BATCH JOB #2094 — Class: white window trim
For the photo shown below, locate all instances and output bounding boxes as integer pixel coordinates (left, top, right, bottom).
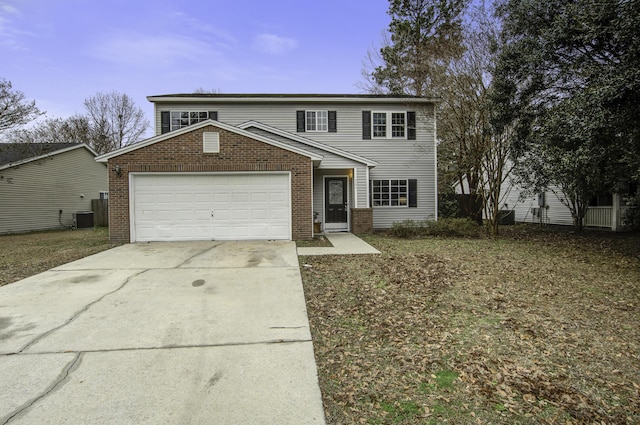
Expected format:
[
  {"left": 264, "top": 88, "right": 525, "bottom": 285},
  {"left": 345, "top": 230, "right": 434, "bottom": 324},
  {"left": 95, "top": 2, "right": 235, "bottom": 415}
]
[
  {"left": 305, "top": 110, "right": 328, "bottom": 132},
  {"left": 372, "top": 111, "right": 407, "bottom": 139},
  {"left": 371, "top": 178, "right": 409, "bottom": 208}
]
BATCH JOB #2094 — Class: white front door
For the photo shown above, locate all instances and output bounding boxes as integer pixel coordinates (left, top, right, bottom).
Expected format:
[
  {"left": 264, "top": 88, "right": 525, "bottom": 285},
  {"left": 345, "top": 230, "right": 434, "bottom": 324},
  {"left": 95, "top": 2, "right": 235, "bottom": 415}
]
[{"left": 131, "top": 173, "right": 290, "bottom": 242}]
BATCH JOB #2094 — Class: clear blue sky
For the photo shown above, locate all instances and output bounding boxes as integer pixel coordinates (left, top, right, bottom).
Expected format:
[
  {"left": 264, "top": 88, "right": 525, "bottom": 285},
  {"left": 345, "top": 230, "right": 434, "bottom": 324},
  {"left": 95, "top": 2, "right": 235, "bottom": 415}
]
[{"left": 1, "top": 0, "right": 391, "bottom": 128}]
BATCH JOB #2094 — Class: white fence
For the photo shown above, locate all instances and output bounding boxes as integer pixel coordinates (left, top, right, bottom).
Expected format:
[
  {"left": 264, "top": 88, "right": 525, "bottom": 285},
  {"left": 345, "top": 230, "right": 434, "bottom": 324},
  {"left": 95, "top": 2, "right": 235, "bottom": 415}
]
[
  {"left": 584, "top": 207, "right": 612, "bottom": 228},
  {"left": 584, "top": 206, "right": 637, "bottom": 229}
]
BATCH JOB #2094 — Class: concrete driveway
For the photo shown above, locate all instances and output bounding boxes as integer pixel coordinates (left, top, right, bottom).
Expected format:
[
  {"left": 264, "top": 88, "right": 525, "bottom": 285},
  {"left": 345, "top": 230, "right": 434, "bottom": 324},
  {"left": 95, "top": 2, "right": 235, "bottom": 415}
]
[{"left": 0, "top": 241, "right": 325, "bottom": 424}]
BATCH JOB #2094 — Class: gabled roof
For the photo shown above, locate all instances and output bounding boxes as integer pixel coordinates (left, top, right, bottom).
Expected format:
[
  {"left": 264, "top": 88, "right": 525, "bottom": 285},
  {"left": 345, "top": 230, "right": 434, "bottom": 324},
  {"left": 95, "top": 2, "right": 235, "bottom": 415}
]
[
  {"left": 0, "top": 143, "right": 99, "bottom": 171},
  {"left": 147, "top": 93, "right": 438, "bottom": 104},
  {"left": 95, "top": 119, "right": 323, "bottom": 163},
  {"left": 0, "top": 143, "right": 79, "bottom": 166},
  {"left": 238, "top": 121, "right": 378, "bottom": 167}
]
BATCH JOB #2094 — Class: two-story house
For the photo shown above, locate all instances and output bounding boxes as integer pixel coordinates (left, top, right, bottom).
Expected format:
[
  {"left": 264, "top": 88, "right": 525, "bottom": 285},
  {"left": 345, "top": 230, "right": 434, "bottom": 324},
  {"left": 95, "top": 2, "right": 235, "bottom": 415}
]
[{"left": 96, "top": 94, "right": 437, "bottom": 243}]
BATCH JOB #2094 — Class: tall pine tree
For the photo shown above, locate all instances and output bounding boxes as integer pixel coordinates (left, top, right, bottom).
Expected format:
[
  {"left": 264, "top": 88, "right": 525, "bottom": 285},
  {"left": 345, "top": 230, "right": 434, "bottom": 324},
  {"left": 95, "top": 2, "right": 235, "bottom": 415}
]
[{"left": 368, "top": 0, "right": 468, "bottom": 97}]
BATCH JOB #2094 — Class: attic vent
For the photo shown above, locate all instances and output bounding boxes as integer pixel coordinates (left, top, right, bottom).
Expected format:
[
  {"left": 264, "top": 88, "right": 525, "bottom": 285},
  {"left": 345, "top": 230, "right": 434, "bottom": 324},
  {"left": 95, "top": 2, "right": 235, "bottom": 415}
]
[{"left": 203, "top": 132, "right": 220, "bottom": 153}]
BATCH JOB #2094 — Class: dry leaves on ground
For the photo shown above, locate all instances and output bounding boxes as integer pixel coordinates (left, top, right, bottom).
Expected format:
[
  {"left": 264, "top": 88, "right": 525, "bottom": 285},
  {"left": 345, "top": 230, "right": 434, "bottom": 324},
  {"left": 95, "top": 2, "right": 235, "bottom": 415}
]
[{"left": 301, "top": 228, "right": 640, "bottom": 424}]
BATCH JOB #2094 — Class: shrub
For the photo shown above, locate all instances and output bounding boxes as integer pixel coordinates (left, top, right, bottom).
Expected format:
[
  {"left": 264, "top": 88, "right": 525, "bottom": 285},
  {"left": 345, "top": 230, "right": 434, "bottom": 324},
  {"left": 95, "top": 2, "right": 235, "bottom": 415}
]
[
  {"left": 438, "top": 193, "right": 459, "bottom": 218},
  {"left": 390, "top": 218, "right": 482, "bottom": 238},
  {"left": 390, "top": 220, "right": 421, "bottom": 238},
  {"left": 622, "top": 194, "right": 640, "bottom": 230}
]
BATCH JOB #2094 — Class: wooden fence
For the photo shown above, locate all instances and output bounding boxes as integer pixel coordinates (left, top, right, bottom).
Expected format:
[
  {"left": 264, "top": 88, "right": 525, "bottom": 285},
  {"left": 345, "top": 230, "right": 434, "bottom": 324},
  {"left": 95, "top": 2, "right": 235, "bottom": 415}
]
[{"left": 91, "top": 199, "right": 109, "bottom": 227}]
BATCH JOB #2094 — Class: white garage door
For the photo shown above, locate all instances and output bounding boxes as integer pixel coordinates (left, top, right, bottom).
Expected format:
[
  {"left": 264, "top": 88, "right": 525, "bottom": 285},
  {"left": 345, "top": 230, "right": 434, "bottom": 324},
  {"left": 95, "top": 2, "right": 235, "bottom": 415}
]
[{"left": 131, "top": 173, "right": 291, "bottom": 242}]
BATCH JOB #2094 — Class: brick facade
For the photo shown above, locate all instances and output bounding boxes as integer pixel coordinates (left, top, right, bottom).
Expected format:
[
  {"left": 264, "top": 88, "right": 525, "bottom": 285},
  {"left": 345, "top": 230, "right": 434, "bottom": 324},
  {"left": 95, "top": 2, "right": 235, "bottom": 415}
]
[
  {"left": 350, "top": 208, "right": 373, "bottom": 234},
  {"left": 107, "top": 124, "right": 313, "bottom": 243}
]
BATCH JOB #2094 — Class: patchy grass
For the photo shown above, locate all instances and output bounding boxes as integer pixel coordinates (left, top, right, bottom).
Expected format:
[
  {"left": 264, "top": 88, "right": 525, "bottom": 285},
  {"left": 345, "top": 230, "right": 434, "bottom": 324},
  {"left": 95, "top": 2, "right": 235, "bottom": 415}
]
[
  {"left": 300, "top": 226, "right": 640, "bottom": 424},
  {"left": 0, "top": 227, "right": 117, "bottom": 286}
]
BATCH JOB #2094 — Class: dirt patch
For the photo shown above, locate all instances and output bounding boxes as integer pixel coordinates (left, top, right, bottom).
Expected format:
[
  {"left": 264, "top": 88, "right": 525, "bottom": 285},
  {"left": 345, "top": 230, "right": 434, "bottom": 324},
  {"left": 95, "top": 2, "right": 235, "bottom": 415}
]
[
  {"left": 0, "top": 228, "right": 117, "bottom": 287},
  {"left": 301, "top": 227, "right": 640, "bottom": 424},
  {"left": 296, "top": 235, "right": 333, "bottom": 248}
]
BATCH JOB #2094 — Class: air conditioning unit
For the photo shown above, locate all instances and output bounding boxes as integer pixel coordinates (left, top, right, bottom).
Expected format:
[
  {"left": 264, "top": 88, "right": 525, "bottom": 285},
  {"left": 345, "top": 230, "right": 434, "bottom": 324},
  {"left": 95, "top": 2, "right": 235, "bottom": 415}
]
[{"left": 73, "top": 211, "right": 94, "bottom": 229}]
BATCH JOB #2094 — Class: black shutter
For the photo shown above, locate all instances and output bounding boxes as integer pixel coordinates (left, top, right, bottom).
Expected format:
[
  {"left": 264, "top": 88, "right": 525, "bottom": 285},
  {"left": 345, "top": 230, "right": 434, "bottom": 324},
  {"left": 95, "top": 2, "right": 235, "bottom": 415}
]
[
  {"left": 407, "top": 111, "right": 416, "bottom": 140},
  {"left": 161, "top": 111, "right": 170, "bottom": 134},
  {"left": 362, "top": 111, "right": 371, "bottom": 139},
  {"left": 209, "top": 111, "right": 218, "bottom": 121},
  {"left": 328, "top": 111, "right": 337, "bottom": 132},
  {"left": 408, "top": 179, "right": 417, "bottom": 207},
  {"left": 296, "top": 110, "right": 306, "bottom": 132}
]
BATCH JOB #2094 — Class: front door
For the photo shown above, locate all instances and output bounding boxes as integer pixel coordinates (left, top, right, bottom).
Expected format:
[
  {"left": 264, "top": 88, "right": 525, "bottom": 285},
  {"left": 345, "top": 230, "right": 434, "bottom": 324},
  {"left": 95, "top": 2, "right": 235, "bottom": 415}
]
[{"left": 325, "top": 177, "right": 348, "bottom": 230}]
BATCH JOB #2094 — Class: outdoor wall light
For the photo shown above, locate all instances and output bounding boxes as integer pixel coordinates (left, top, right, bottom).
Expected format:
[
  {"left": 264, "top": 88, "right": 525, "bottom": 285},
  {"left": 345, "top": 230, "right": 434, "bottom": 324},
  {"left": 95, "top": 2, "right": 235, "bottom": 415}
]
[{"left": 113, "top": 165, "right": 122, "bottom": 177}]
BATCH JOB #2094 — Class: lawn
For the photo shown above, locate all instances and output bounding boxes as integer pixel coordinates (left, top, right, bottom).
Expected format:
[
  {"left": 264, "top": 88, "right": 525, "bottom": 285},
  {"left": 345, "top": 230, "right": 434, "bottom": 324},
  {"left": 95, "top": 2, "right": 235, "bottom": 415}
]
[
  {"left": 0, "top": 227, "right": 116, "bottom": 287},
  {"left": 300, "top": 226, "right": 640, "bottom": 424}
]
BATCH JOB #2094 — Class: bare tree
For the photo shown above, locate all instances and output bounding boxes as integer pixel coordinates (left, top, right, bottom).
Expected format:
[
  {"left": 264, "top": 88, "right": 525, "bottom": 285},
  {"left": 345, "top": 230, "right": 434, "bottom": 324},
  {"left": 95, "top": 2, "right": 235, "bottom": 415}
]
[
  {"left": 0, "top": 78, "right": 44, "bottom": 135},
  {"left": 4, "top": 115, "right": 92, "bottom": 145},
  {"left": 83, "top": 91, "right": 149, "bottom": 153},
  {"left": 193, "top": 87, "right": 221, "bottom": 94}
]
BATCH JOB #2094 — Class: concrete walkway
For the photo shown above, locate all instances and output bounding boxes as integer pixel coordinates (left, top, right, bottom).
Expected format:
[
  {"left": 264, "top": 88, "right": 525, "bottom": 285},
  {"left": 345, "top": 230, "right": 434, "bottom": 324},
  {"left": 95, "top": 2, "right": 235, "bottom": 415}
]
[
  {"left": 0, "top": 241, "right": 325, "bottom": 424},
  {"left": 297, "top": 232, "right": 381, "bottom": 256}
]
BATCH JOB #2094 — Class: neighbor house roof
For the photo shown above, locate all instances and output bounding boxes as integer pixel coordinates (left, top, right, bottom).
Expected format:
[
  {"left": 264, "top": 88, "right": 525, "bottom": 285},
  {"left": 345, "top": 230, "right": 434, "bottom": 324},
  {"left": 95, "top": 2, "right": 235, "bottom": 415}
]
[
  {"left": 0, "top": 143, "right": 79, "bottom": 167},
  {"left": 147, "top": 93, "right": 439, "bottom": 104},
  {"left": 0, "top": 143, "right": 99, "bottom": 171}
]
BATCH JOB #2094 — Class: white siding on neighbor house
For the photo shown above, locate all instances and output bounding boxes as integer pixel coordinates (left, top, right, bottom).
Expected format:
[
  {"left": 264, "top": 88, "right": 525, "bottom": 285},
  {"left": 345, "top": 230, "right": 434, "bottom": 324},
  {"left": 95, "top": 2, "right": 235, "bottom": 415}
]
[
  {"left": 0, "top": 148, "right": 108, "bottom": 234},
  {"left": 501, "top": 182, "right": 575, "bottom": 226},
  {"left": 154, "top": 101, "right": 437, "bottom": 228}
]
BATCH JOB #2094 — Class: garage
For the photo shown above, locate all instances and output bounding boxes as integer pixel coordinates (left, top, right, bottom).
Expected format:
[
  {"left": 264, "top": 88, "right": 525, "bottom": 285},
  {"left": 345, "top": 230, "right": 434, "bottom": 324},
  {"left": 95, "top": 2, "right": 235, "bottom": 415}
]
[{"left": 131, "top": 173, "right": 291, "bottom": 242}]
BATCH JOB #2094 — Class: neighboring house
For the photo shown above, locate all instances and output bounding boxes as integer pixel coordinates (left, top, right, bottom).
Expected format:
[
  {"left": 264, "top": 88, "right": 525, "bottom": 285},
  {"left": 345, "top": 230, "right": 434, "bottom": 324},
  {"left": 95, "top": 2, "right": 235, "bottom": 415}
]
[
  {"left": 501, "top": 182, "right": 638, "bottom": 231},
  {"left": 454, "top": 174, "right": 638, "bottom": 231},
  {"left": 96, "top": 94, "right": 438, "bottom": 243},
  {"left": 0, "top": 143, "right": 108, "bottom": 234}
]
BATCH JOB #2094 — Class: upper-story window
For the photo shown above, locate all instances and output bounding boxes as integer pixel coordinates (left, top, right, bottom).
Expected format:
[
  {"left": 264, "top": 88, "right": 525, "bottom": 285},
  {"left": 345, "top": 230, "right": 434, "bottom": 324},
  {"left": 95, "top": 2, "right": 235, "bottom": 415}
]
[
  {"left": 372, "top": 112, "right": 406, "bottom": 138},
  {"left": 160, "top": 111, "right": 217, "bottom": 134},
  {"left": 171, "top": 111, "right": 209, "bottom": 131},
  {"left": 363, "top": 110, "right": 416, "bottom": 140},
  {"left": 296, "top": 110, "right": 337, "bottom": 133},
  {"left": 306, "top": 111, "right": 328, "bottom": 132}
]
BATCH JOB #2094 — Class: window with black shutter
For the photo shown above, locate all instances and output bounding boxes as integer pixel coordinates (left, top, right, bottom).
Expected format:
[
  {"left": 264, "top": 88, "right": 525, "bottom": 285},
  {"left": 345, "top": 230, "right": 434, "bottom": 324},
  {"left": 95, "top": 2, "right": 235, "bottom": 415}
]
[
  {"left": 328, "top": 111, "right": 337, "bottom": 132},
  {"left": 408, "top": 179, "right": 417, "bottom": 207},
  {"left": 160, "top": 111, "right": 170, "bottom": 134},
  {"left": 296, "top": 110, "right": 306, "bottom": 132},
  {"left": 362, "top": 111, "right": 371, "bottom": 139},
  {"left": 369, "top": 178, "right": 418, "bottom": 207},
  {"left": 407, "top": 111, "right": 416, "bottom": 140}
]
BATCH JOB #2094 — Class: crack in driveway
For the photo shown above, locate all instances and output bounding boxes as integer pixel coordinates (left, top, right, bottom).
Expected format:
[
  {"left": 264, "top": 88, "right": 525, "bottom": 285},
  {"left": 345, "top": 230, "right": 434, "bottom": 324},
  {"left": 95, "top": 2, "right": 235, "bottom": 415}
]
[
  {"left": 13, "top": 337, "right": 314, "bottom": 356},
  {"left": 1, "top": 352, "right": 82, "bottom": 425},
  {"left": 174, "top": 243, "right": 223, "bottom": 268},
  {"left": 16, "top": 270, "right": 149, "bottom": 354}
]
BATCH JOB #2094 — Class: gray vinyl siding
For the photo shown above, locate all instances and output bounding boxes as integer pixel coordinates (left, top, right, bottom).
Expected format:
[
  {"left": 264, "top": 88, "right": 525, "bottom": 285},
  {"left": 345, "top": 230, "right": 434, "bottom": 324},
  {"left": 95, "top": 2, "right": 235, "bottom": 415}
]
[
  {"left": 154, "top": 100, "right": 437, "bottom": 228},
  {"left": 0, "top": 148, "right": 108, "bottom": 234},
  {"left": 246, "top": 127, "right": 370, "bottom": 211}
]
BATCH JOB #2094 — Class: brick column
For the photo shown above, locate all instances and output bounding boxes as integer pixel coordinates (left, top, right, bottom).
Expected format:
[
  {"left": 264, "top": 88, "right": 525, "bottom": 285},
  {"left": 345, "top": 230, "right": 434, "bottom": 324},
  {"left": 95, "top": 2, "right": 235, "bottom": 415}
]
[{"left": 350, "top": 208, "right": 373, "bottom": 234}]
